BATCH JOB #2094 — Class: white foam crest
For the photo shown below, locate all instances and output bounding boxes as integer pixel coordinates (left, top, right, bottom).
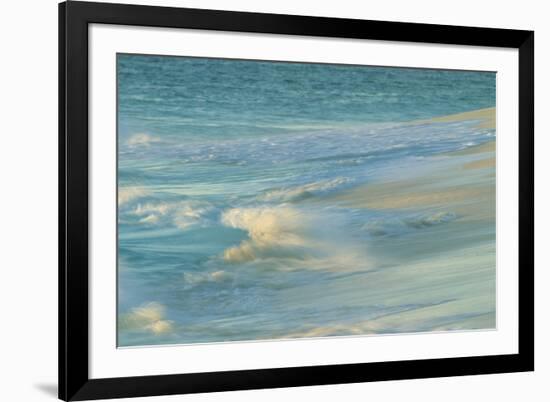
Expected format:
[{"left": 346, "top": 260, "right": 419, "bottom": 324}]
[
  {"left": 222, "top": 207, "right": 306, "bottom": 247},
  {"left": 126, "top": 133, "right": 161, "bottom": 147},
  {"left": 259, "top": 177, "right": 350, "bottom": 202},
  {"left": 119, "top": 302, "right": 174, "bottom": 335},
  {"left": 133, "top": 200, "right": 211, "bottom": 229},
  {"left": 182, "top": 270, "right": 232, "bottom": 287},
  {"left": 118, "top": 186, "right": 149, "bottom": 206},
  {"left": 221, "top": 206, "right": 309, "bottom": 263},
  {"left": 221, "top": 206, "right": 369, "bottom": 270}
]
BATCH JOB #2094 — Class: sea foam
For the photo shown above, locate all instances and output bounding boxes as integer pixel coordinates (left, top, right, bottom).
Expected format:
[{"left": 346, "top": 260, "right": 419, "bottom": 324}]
[
  {"left": 259, "top": 177, "right": 350, "bottom": 202},
  {"left": 221, "top": 206, "right": 308, "bottom": 262},
  {"left": 132, "top": 200, "right": 212, "bottom": 229},
  {"left": 118, "top": 186, "right": 149, "bottom": 206},
  {"left": 126, "top": 133, "right": 161, "bottom": 147},
  {"left": 220, "top": 206, "right": 369, "bottom": 272},
  {"left": 119, "top": 302, "right": 174, "bottom": 335}
]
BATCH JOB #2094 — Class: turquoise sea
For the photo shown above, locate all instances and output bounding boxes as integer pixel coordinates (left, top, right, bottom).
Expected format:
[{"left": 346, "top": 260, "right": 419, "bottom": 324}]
[{"left": 117, "top": 54, "right": 496, "bottom": 347}]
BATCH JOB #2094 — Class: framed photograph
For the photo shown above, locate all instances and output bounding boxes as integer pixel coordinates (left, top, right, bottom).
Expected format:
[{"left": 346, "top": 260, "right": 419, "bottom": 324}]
[{"left": 59, "top": 1, "right": 534, "bottom": 400}]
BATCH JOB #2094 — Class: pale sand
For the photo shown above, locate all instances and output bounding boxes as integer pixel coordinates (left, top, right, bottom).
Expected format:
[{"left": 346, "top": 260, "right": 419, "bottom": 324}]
[
  {"left": 417, "top": 107, "right": 496, "bottom": 130},
  {"left": 334, "top": 184, "right": 493, "bottom": 211},
  {"left": 464, "top": 157, "right": 495, "bottom": 170},
  {"left": 285, "top": 109, "right": 497, "bottom": 338},
  {"left": 329, "top": 140, "right": 495, "bottom": 211},
  {"left": 328, "top": 108, "right": 496, "bottom": 219}
]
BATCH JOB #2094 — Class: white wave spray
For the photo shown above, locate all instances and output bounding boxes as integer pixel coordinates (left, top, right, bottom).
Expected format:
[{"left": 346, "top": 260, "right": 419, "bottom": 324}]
[{"left": 221, "top": 205, "right": 369, "bottom": 271}]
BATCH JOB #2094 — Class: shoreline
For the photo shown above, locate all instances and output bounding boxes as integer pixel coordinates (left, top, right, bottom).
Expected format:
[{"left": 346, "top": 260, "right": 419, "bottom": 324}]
[
  {"left": 415, "top": 106, "right": 495, "bottom": 130},
  {"left": 288, "top": 107, "right": 498, "bottom": 337},
  {"left": 327, "top": 107, "right": 496, "bottom": 215}
]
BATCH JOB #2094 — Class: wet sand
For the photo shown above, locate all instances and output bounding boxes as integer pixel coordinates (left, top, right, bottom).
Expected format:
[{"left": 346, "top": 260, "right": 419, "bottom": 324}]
[
  {"left": 328, "top": 108, "right": 496, "bottom": 222},
  {"left": 416, "top": 107, "right": 496, "bottom": 129},
  {"left": 284, "top": 108, "right": 497, "bottom": 337}
]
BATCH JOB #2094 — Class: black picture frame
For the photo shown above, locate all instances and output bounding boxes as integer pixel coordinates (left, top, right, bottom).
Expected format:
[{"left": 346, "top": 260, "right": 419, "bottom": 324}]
[{"left": 59, "top": 1, "right": 534, "bottom": 400}]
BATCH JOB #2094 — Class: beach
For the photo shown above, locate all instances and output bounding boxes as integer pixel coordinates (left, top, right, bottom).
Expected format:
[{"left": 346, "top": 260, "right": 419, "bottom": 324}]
[
  {"left": 117, "top": 55, "right": 496, "bottom": 346},
  {"left": 328, "top": 108, "right": 495, "bottom": 219},
  {"left": 288, "top": 109, "right": 497, "bottom": 337}
]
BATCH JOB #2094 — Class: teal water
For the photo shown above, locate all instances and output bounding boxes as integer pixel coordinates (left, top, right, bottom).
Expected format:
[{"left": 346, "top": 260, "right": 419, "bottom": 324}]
[{"left": 117, "top": 54, "right": 496, "bottom": 347}]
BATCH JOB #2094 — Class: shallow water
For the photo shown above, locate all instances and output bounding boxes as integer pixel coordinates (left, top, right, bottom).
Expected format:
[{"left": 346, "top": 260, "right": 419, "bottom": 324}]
[{"left": 117, "top": 54, "right": 496, "bottom": 347}]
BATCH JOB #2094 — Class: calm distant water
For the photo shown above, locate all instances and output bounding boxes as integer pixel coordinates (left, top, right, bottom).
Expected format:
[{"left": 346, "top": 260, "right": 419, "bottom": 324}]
[{"left": 117, "top": 54, "right": 496, "bottom": 347}]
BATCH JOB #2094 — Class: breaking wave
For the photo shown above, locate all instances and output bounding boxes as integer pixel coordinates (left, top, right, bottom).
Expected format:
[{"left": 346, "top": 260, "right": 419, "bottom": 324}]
[
  {"left": 220, "top": 205, "right": 370, "bottom": 272},
  {"left": 221, "top": 206, "right": 309, "bottom": 262},
  {"left": 259, "top": 177, "right": 350, "bottom": 202},
  {"left": 118, "top": 302, "right": 174, "bottom": 335},
  {"left": 132, "top": 200, "right": 212, "bottom": 229}
]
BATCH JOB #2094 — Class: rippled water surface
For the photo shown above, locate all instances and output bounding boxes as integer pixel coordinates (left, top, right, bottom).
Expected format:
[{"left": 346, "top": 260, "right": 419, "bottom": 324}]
[{"left": 117, "top": 54, "right": 496, "bottom": 347}]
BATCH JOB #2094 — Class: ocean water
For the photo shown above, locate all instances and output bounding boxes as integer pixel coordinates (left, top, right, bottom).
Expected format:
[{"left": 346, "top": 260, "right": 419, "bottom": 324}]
[{"left": 117, "top": 54, "right": 496, "bottom": 347}]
